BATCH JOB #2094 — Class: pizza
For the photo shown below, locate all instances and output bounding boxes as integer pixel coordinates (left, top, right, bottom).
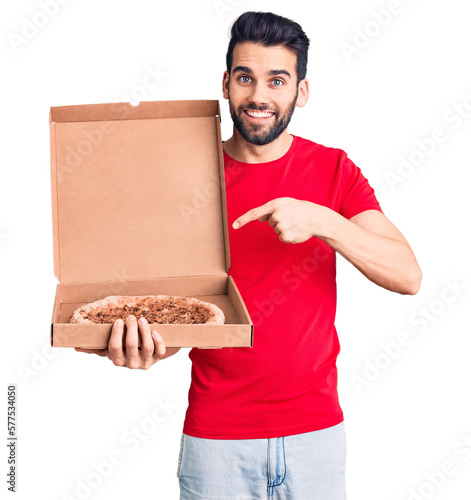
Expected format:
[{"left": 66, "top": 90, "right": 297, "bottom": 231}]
[{"left": 70, "top": 295, "right": 225, "bottom": 325}]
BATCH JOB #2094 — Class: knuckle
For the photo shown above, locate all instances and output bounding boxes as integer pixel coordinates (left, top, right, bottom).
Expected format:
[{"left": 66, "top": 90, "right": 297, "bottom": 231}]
[
  {"left": 142, "top": 344, "right": 154, "bottom": 356},
  {"left": 279, "top": 232, "right": 291, "bottom": 242},
  {"left": 108, "top": 343, "right": 121, "bottom": 355},
  {"left": 274, "top": 198, "right": 286, "bottom": 209},
  {"left": 126, "top": 338, "right": 138, "bottom": 350},
  {"left": 282, "top": 231, "right": 292, "bottom": 241},
  {"left": 249, "top": 209, "right": 259, "bottom": 220},
  {"left": 153, "top": 350, "right": 164, "bottom": 361}
]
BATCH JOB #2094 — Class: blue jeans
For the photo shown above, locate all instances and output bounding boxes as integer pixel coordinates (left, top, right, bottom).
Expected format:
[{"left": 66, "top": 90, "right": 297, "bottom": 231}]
[{"left": 177, "top": 422, "right": 347, "bottom": 500}]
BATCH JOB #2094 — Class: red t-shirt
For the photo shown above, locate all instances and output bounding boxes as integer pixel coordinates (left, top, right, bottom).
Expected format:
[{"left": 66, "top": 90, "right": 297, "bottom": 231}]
[{"left": 183, "top": 135, "right": 382, "bottom": 439}]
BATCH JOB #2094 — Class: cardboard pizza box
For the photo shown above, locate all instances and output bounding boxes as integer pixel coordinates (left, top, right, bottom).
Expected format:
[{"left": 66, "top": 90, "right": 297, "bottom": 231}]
[{"left": 50, "top": 100, "right": 253, "bottom": 349}]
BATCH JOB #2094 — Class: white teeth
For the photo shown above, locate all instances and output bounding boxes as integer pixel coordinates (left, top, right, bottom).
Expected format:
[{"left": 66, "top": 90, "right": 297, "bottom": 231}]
[{"left": 246, "top": 110, "right": 274, "bottom": 118}]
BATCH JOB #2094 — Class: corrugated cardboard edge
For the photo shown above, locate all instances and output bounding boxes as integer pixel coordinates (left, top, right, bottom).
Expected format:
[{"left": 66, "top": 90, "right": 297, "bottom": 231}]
[
  {"left": 215, "top": 113, "right": 231, "bottom": 273},
  {"left": 52, "top": 324, "right": 250, "bottom": 349},
  {"left": 50, "top": 283, "right": 61, "bottom": 346},
  {"left": 49, "top": 100, "right": 220, "bottom": 123},
  {"left": 227, "top": 276, "right": 254, "bottom": 346},
  {"left": 49, "top": 116, "right": 61, "bottom": 281}
]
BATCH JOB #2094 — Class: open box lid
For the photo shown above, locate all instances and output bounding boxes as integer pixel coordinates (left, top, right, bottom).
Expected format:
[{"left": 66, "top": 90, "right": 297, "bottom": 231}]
[{"left": 50, "top": 100, "right": 230, "bottom": 284}]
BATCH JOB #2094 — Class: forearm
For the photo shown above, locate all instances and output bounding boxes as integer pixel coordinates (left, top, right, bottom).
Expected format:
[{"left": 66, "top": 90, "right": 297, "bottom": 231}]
[
  {"left": 320, "top": 211, "right": 422, "bottom": 295},
  {"left": 233, "top": 197, "right": 422, "bottom": 294}
]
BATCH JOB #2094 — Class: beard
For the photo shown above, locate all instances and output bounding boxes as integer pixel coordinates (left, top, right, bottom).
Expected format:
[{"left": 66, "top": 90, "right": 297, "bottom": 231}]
[{"left": 228, "top": 90, "right": 298, "bottom": 146}]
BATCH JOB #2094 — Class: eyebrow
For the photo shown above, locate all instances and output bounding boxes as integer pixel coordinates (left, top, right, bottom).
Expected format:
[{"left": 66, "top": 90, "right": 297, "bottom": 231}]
[
  {"left": 232, "top": 66, "right": 292, "bottom": 79},
  {"left": 268, "top": 69, "right": 291, "bottom": 78}
]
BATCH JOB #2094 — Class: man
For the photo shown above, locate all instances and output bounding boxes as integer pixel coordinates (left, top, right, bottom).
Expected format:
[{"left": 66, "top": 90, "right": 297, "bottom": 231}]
[{"left": 77, "top": 11, "right": 422, "bottom": 499}]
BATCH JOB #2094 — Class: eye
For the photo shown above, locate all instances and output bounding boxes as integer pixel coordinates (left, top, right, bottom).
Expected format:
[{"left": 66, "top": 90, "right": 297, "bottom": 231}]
[
  {"left": 238, "top": 75, "right": 251, "bottom": 83},
  {"left": 272, "top": 78, "right": 284, "bottom": 87}
]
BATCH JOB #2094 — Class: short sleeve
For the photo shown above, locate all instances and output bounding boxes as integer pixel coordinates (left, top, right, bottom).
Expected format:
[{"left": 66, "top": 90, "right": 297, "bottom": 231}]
[{"left": 337, "top": 151, "right": 382, "bottom": 219}]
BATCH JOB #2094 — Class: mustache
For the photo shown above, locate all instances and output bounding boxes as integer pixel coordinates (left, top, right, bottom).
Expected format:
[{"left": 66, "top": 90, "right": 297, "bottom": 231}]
[{"left": 238, "top": 104, "right": 277, "bottom": 114}]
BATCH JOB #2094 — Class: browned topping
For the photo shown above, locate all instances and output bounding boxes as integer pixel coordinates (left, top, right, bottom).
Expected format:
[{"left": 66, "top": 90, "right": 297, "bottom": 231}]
[{"left": 84, "top": 297, "right": 212, "bottom": 324}]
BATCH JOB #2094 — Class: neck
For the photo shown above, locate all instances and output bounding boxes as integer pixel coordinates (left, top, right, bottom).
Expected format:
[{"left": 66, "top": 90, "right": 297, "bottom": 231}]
[{"left": 223, "top": 128, "right": 293, "bottom": 163}]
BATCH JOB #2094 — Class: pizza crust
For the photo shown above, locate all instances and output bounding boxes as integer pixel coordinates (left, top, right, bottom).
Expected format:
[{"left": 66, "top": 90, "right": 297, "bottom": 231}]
[{"left": 70, "top": 295, "right": 225, "bottom": 325}]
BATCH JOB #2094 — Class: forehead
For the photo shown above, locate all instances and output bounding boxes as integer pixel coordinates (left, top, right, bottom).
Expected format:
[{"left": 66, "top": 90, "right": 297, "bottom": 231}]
[{"left": 231, "top": 42, "right": 297, "bottom": 75}]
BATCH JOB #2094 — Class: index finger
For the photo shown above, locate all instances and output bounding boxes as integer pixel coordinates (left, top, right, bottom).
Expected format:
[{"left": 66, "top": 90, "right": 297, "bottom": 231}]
[{"left": 233, "top": 201, "right": 276, "bottom": 229}]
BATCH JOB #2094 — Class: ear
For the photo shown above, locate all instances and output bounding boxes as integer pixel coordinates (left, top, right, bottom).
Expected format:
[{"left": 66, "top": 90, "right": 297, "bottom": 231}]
[
  {"left": 222, "top": 71, "right": 230, "bottom": 100},
  {"left": 296, "top": 78, "right": 309, "bottom": 108}
]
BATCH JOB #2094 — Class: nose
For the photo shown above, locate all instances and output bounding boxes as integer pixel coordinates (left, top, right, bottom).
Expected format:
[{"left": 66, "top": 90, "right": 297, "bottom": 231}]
[{"left": 248, "top": 82, "right": 269, "bottom": 106}]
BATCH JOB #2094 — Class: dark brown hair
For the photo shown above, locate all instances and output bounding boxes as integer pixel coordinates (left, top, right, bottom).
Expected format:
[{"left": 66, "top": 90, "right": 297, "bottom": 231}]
[{"left": 226, "top": 11, "right": 310, "bottom": 84}]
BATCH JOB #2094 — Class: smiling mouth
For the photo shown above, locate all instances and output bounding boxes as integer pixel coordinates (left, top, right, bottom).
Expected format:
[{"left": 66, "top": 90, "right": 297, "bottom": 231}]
[{"left": 243, "top": 109, "right": 275, "bottom": 121}]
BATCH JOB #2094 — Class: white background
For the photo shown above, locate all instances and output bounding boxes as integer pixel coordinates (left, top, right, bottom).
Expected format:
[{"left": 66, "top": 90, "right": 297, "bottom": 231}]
[{"left": 2, "top": 0, "right": 471, "bottom": 499}]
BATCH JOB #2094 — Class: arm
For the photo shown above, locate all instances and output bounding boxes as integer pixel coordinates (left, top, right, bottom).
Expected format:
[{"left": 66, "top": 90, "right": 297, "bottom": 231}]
[
  {"left": 233, "top": 197, "right": 422, "bottom": 295},
  {"left": 323, "top": 209, "right": 422, "bottom": 295},
  {"left": 75, "top": 315, "right": 181, "bottom": 369}
]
